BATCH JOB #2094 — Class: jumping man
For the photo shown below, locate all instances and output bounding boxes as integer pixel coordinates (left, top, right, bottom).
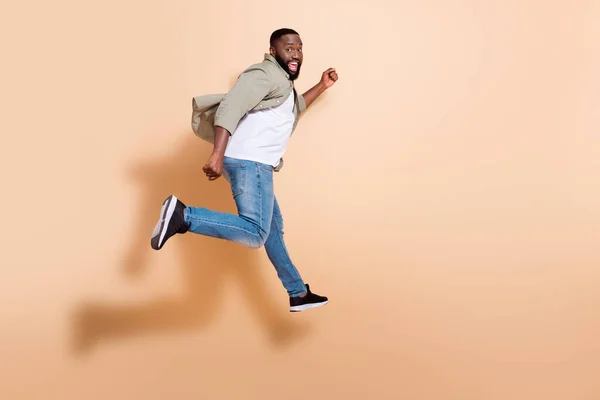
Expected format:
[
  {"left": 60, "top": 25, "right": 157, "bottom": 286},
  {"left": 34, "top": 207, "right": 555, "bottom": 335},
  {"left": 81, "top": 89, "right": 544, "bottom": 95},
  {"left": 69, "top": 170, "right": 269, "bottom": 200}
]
[{"left": 151, "top": 28, "right": 338, "bottom": 312}]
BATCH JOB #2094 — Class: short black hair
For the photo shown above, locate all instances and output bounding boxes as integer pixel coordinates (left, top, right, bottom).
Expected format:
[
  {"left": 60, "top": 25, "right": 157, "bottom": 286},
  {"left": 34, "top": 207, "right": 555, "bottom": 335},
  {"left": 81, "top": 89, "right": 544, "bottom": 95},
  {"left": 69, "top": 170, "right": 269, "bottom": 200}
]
[{"left": 270, "top": 28, "right": 299, "bottom": 47}]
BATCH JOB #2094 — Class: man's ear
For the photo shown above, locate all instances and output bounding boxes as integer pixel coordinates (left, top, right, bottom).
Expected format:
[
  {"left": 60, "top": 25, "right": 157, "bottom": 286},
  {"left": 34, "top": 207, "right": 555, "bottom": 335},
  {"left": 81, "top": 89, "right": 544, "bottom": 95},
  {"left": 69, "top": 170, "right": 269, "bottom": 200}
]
[{"left": 269, "top": 47, "right": 275, "bottom": 57}]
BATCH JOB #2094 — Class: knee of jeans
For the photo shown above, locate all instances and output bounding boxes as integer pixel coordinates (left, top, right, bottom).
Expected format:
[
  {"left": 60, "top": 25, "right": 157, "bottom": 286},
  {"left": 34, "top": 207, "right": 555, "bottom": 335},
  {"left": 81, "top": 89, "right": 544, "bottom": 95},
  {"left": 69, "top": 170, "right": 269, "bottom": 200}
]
[
  {"left": 248, "top": 236, "right": 265, "bottom": 249},
  {"left": 249, "top": 227, "right": 271, "bottom": 249}
]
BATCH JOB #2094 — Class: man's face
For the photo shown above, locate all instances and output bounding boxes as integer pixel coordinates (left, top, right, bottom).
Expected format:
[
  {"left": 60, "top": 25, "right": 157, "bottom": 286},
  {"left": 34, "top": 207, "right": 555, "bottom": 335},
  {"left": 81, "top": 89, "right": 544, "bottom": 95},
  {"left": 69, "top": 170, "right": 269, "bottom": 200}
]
[{"left": 270, "top": 34, "right": 303, "bottom": 80}]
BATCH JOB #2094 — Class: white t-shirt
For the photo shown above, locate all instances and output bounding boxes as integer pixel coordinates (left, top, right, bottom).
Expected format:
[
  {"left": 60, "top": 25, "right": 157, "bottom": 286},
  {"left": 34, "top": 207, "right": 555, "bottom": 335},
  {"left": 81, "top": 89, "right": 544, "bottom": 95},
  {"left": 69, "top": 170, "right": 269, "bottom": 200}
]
[{"left": 224, "top": 91, "right": 295, "bottom": 167}]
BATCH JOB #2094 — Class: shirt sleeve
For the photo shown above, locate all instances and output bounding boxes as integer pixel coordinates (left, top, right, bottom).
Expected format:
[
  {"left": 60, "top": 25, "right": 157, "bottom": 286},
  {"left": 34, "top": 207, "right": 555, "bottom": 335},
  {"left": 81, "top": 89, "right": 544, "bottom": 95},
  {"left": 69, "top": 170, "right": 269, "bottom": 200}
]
[
  {"left": 297, "top": 92, "right": 307, "bottom": 114},
  {"left": 214, "top": 68, "right": 273, "bottom": 135}
]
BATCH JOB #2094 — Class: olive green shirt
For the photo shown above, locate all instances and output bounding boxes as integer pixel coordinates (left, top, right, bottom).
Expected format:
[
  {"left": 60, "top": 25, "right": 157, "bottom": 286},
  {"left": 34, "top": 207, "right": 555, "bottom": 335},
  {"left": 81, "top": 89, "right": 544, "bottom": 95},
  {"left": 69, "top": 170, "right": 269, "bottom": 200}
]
[{"left": 191, "top": 54, "right": 307, "bottom": 171}]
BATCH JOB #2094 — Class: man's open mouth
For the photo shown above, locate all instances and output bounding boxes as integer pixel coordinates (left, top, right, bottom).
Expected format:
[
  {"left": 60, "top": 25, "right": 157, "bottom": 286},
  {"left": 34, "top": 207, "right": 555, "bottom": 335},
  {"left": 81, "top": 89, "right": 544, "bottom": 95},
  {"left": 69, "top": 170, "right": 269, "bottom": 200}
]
[{"left": 288, "top": 62, "right": 299, "bottom": 73}]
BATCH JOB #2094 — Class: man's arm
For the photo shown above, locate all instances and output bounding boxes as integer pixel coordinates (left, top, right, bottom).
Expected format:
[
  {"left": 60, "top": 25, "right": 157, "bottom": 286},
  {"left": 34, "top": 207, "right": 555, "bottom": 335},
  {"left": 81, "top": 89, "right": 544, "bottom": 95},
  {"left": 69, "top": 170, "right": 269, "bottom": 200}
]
[
  {"left": 302, "top": 68, "right": 339, "bottom": 109},
  {"left": 203, "top": 67, "right": 273, "bottom": 180},
  {"left": 202, "top": 126, "right": 230, "bottom": 181},
  {"left": 214, "top": 68, "right": 273, "bottom": 134}
]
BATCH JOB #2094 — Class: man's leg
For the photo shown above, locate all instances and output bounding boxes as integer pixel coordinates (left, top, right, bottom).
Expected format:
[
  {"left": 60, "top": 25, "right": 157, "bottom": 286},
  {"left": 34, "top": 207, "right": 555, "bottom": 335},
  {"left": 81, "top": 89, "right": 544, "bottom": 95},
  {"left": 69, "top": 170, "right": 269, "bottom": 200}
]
[
  {"left": 151, "top": 157, "right": 275, "bottom": 250},
  {"left": 264, "top": 197, "right": 329, "bottom": 312},
  {"left": 264, "top": 197, "right": 306, "bottom": 297}
]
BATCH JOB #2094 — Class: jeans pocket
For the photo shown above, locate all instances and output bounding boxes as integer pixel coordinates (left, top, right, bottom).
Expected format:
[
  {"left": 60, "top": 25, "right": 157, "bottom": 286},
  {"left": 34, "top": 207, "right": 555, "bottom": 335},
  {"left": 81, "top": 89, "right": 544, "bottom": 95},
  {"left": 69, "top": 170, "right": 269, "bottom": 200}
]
[{"left": 224, "top": 163, "right": 246, "bottom": 197}]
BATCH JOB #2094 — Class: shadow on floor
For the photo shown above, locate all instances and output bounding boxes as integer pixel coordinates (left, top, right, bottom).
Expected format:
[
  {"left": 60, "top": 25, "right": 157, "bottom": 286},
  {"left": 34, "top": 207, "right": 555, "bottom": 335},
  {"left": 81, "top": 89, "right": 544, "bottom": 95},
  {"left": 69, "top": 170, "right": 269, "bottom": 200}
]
[{"left": 70, "top": 132, "right": 312, "bottom": 356}]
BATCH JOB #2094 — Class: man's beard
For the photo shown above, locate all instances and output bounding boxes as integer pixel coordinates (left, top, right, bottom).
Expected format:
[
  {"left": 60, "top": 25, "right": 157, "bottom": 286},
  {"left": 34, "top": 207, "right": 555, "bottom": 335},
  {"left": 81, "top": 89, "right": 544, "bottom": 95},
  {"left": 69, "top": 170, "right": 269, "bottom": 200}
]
[{"left": 275, "top": 54, "right": 301, "bottom": 80}]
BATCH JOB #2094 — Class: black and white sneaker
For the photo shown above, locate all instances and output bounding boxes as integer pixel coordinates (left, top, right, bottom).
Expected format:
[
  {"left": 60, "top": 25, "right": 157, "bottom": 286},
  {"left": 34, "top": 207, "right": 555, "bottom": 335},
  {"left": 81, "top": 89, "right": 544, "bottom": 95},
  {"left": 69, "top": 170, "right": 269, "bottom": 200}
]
[
  {"left": 150, "top": 195, "right": 188, "bottom": 250},
  {"left": 290, "top": 284, "right": 328, "bottom": 312}
]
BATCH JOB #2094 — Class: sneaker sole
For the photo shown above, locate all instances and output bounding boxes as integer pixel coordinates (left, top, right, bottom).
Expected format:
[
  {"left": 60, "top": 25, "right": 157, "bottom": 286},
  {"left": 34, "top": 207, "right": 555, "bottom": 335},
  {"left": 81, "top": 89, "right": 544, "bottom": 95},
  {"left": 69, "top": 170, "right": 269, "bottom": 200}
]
[
  {"left": 151, "top": 195, "right": 178, "bottom": 250},
  {"left": 290, "top": 300, "right": 328, "bottom": 312}
]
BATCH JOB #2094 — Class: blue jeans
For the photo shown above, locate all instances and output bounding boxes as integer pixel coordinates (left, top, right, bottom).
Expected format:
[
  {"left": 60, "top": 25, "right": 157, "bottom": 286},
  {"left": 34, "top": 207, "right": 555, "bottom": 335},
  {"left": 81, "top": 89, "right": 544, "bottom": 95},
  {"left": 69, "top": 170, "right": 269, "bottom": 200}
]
[{"left": 183, "top": 156, "right": 307, "bottom": 297}]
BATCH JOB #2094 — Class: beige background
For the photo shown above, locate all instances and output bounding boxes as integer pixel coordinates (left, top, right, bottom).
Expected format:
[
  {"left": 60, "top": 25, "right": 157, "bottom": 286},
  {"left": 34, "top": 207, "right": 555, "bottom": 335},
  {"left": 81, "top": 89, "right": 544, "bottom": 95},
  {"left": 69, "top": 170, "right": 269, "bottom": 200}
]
[{"left": 1, "top": 1, "right": 599, "bottom": 399}]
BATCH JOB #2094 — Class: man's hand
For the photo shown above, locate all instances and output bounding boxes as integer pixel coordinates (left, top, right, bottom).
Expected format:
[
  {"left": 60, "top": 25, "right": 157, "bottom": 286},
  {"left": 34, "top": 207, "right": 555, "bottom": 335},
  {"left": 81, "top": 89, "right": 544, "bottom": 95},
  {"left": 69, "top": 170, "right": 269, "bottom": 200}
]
[
  {"left": 302, "top": 67, "right": 339, "bottom": 109},
  {"left": 320, "top": 68, "right": 339, "bottom": 89},
  {"left": 202, "top": 153, "right": 223, "bottom": 180},
  {"left": 202, "top": 126, "right": 231, "bottom": 181}
]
